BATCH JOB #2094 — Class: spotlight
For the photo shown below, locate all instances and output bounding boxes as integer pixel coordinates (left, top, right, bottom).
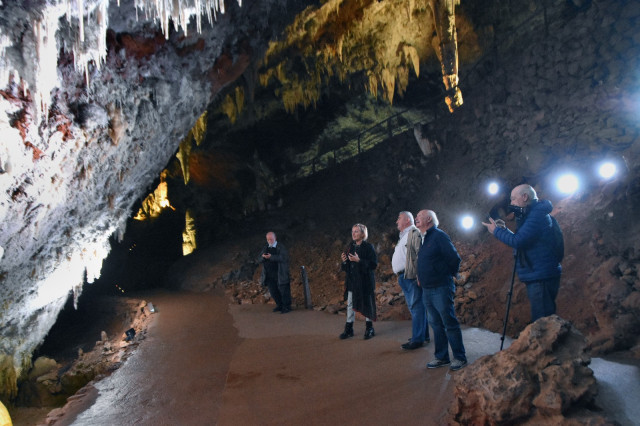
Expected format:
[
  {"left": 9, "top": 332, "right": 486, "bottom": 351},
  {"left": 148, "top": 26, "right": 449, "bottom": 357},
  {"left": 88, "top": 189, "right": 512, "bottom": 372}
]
[
  {"left": 461, "top": 215, "right": 474, "bottom": 230},
  {"left": 487, "top": 182, "right": 499, "bottom": 195},
  {"left": 598, "top": 161, "right": 617, "bottom": 179},
  {"left": 556, "top": 173, "right": 579, "bottom": 195}
]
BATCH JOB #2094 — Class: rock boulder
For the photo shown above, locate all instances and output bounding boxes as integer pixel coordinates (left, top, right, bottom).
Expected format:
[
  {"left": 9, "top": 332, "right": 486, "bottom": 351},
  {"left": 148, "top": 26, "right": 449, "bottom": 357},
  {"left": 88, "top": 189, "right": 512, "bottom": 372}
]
[{"left": 447, "top": 315, "right": 614, "bottom": 425}]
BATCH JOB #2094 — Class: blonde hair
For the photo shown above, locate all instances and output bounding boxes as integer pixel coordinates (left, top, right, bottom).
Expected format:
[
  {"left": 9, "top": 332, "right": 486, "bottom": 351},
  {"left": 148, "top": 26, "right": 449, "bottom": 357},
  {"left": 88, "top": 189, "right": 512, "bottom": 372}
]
[{"left": 352, "top": 223, "right": 368, "bottom": 240}]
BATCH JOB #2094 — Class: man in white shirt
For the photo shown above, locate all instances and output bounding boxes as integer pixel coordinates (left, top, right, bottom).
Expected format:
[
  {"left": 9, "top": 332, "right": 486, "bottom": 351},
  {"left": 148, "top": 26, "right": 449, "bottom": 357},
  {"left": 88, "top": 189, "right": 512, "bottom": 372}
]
[{"left": 391, "top": 211, "right": 430, "bottom": 350}]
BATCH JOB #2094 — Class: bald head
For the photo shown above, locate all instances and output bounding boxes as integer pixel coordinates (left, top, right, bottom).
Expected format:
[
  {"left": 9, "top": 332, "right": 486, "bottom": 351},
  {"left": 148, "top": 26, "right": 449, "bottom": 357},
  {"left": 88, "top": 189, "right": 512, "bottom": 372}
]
[{"left": 510, "top": 184, "right": 538, "bottom": 207}]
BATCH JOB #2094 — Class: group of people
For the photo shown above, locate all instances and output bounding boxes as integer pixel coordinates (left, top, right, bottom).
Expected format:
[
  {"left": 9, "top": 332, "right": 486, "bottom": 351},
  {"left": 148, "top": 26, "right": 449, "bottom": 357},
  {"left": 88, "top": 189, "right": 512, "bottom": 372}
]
[
  {"left": 257, "top": 183, "right": 562, "bottom": 372},
  {"left": 388, "top": 210, "right": 468, "bottom": 370}
]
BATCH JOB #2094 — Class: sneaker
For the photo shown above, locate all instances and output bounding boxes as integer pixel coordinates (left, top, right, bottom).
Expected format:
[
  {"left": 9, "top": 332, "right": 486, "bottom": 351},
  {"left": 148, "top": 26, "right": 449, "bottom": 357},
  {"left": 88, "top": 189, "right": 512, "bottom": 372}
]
[
  {"left": 449, "top": 359, "right": 468, "bottom": 371},
  {"left": 426, "top": 358, "right": 450, "bottom": 369}
]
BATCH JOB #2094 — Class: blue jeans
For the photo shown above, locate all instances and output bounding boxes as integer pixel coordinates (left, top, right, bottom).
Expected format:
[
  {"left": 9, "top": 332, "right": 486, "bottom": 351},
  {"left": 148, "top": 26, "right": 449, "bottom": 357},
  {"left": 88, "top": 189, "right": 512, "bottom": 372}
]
[
  {"left": 525, "top": 276, "right": 560, "bottom": 322},
  {"left": 422, "top": 279, "right": 466, "bottom": 362},
  {"left": 398, "top": 273, "right": 429, "bottom": 343}
]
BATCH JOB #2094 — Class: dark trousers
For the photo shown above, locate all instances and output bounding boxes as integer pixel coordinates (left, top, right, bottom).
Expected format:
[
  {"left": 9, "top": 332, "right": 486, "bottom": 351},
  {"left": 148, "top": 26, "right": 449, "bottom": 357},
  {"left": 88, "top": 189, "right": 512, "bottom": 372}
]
[
  {"left": 266, "top": 278, "right": 291, "bottom": 309},
  {"left": 422, "top": 280, "right": 466, "bottom": 363},
  {"left": 525, "top": 276, "right": 560, "bottom": 322}
]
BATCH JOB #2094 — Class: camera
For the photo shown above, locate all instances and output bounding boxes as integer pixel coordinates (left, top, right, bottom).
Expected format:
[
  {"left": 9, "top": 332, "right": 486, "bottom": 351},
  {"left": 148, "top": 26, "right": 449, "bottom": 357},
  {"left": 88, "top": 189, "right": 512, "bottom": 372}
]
[{"left": 508, "top": 204, "right": 527, "bottom": 219}]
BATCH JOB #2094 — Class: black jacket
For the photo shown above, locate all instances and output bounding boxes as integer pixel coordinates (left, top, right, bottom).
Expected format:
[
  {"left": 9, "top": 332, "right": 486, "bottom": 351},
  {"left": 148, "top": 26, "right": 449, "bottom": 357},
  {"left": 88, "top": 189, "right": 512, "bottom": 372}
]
[
  {"left": 258, "top": 243, "right": 290, "bottom": 285},
  {"left": 342, "top": 240, "right": 378, "bottom": 320}
]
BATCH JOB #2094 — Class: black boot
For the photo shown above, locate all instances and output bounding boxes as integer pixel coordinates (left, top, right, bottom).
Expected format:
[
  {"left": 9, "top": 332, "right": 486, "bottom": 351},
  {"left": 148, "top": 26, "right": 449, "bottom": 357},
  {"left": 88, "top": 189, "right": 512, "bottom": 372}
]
[
  {"left": 364, "top": 321, "right": 375, "bottom": 340},
  {"left": 339, "top": 322, "right": 354, "bottom": 339}
]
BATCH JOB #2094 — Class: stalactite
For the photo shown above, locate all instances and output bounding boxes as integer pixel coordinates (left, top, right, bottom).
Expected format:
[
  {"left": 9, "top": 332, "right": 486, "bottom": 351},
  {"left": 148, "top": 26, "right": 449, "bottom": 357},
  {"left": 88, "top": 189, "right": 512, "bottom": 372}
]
[
  {"left": 133, "top": 170, "right": 176, "bottom": 221},
  {"left": 257, "top": 0, "right": 457, "bottom": 112},
  {"left": 191, "top": 111, "right": 208, "bottom": 146},
  {"left": 176, "top": 136, "right": 192, "bottom": 185},
  {"left": 429, "top": 0, "right": 462, "bottom": 112},
  {"left": 182, "top": 209, "right": 197, "bottom": 256},
  {"left": 1, "top": 0, "right": 241, "bottom": 125}
]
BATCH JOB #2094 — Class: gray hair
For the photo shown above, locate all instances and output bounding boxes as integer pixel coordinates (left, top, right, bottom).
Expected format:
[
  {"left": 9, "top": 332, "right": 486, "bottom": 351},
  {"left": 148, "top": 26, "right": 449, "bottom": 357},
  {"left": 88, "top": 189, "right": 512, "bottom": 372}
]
[
  {"left": 427, "top": 210, "right": 439, "bottom": 227},
  {"left": 399, "top": 211, "right": 415, "bottom": 225},
  {"left": 524, "top": 185, "right": 538, "bottom": 202}
]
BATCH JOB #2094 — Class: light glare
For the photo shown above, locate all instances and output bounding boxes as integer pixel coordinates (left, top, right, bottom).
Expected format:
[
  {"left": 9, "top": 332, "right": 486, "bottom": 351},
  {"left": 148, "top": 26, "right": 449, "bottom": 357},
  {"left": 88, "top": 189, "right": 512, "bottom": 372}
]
[
  {"left": 556, "top": 174, "right": 579, "bottom": 194},
  {"left": 598, "top": 162, "right": 617, "bottom": 179},
  {"left": 487, "top": 182, "right": 499, "bottom": 195},
  {"left": 461, "top": 216, "right": 474, "bottom": 230}
]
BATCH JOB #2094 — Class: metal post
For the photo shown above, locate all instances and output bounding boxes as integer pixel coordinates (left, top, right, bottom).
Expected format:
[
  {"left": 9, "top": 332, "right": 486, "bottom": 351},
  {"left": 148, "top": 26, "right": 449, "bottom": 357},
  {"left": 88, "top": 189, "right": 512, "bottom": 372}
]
[{"left": 300, "top": 266, "right": 312, "bottom": 309}]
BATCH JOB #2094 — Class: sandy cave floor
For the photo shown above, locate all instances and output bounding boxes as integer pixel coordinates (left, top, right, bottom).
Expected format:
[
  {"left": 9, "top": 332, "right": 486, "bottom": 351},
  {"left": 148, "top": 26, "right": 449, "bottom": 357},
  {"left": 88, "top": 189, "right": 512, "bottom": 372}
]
[{"left": 8, "top": 287, "right": 640, "bottom": 426}]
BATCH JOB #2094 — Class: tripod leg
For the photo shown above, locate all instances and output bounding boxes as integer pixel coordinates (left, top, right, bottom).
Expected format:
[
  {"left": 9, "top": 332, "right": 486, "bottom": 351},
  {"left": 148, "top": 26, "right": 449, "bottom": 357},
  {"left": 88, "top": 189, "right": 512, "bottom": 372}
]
[{"left": 500, "top": 252, "right": 518, "bottom": 351}]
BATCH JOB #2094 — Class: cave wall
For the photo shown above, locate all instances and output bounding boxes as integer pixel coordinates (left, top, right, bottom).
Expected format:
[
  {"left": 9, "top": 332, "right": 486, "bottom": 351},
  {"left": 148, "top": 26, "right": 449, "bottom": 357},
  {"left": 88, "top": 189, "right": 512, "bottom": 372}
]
[{"left": 0, "top": 0, "right": 310, "bottom": 401}]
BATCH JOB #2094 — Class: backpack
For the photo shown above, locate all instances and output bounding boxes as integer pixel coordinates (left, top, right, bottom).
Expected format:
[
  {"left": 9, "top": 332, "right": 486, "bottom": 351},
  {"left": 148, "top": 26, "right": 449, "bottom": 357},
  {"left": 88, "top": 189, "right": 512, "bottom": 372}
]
[{"left": 550, "top": 215, "right": 564, "bottom": 263}]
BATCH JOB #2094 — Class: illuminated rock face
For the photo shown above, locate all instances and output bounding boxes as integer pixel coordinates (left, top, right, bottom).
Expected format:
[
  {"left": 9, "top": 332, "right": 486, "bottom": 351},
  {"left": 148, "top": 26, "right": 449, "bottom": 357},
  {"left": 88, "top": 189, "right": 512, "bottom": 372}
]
[{"left": 0, "top": 0, "right": 305, "bottom": 399}]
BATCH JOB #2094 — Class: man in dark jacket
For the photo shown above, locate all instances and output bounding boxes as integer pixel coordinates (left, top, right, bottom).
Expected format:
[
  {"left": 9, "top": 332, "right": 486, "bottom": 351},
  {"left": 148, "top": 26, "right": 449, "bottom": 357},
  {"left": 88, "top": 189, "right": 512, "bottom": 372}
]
[
  {"left": 482, "top": 184, "right": 561, "bottom": 322},
  {"left": 416, "top": 210, "right": 467, "bottom": 371},
  {"left": 259, "top": 232, "right": 292, "bottom": 313}
]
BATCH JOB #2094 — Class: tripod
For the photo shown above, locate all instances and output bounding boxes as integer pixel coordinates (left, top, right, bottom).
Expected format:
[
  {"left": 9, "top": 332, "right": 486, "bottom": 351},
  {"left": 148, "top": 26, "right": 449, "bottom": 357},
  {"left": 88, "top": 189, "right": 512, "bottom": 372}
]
[{"left": 500, "top": 250, "right": 518, "bottom": 351}]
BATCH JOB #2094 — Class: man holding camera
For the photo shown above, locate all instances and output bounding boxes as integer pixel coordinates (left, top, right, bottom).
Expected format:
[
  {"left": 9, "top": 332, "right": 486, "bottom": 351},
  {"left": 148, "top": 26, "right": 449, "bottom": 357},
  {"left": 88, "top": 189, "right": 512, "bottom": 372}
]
[{"left": 482, "top": 184, "right": 561, "bottom": 322}]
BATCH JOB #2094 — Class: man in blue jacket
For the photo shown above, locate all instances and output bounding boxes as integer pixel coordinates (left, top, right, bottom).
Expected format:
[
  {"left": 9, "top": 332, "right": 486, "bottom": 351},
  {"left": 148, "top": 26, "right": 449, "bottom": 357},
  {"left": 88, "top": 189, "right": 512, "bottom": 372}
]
[
  {"left": 416, "top": 209, "right": 467, "bottom": 371},
  {"left": 482, "top": 184, "right": 561, "bottom": 322}
]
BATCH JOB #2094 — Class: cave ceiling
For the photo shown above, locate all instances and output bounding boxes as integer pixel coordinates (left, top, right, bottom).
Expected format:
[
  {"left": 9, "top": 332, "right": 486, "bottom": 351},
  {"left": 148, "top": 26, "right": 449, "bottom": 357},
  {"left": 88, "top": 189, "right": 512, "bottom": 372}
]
[{"left": 206, "top": 0, "right": 484, "bottom": 168}]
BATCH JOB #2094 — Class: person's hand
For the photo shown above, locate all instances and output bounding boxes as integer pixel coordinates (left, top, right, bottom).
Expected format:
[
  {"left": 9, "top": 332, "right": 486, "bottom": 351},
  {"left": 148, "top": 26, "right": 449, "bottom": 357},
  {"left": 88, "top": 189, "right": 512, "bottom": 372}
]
[
  {"left": 348, "top": 252, "right": 360, "bottom": 262},
  {"left": 262, "top": 253, "right": 271, "bottom": 259},
  {"left": 481, "top": 218, "right": 497, "bottom": 233},
  {"left": 494, "top": 219, "right": 506, "bottom": 228},
  {"left": 341, "top": 252, "right": 347, "bottom": 262}
]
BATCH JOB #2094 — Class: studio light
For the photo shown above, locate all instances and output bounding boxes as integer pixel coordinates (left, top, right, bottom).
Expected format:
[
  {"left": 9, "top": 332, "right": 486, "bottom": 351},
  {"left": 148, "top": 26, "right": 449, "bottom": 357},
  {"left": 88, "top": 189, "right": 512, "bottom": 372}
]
[
  {"left": 461, "top": 215, "right": 474, "bottom": 230},
  {"left": 487, "top": 182, "right": 499, "bottom": 195},
  {"left": 556, "top": 173, "right": 580, "bottom": 195},
  {"left": 598, "top": 161, "right": 617, "bottom": 179}
]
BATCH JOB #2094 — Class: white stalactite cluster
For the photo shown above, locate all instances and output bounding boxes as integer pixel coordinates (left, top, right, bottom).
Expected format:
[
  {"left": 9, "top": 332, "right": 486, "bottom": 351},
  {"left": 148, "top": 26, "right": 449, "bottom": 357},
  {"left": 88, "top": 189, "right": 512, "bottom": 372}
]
[{"left": 0, "top": 0, "right": 239, "bottom": 122}]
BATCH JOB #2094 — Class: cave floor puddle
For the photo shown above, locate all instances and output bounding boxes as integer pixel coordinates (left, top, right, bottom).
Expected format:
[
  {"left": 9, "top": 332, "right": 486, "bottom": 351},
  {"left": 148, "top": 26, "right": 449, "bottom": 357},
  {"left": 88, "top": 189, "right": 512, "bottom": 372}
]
[{"left": 27, "top": 289, "right": 639, "bottom": 426}]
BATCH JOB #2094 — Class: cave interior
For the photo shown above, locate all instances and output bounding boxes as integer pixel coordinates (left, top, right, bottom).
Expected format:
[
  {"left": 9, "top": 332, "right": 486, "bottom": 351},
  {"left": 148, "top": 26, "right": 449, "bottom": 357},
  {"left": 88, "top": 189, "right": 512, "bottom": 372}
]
[{"left": 0, "top": 0, "right": 639, "bottom": 420}]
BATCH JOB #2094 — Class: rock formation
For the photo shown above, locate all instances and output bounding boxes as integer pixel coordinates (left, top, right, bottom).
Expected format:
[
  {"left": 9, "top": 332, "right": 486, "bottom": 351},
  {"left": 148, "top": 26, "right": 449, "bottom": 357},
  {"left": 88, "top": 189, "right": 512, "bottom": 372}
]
[{"left": 447, "top": 315, "right": 611, "bottom": 425}]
